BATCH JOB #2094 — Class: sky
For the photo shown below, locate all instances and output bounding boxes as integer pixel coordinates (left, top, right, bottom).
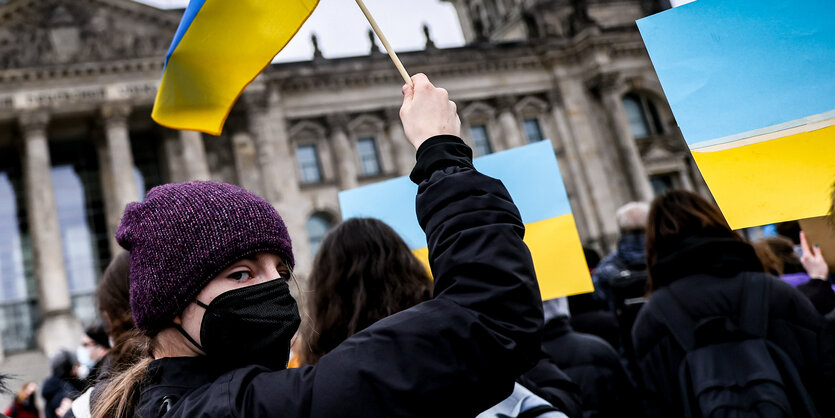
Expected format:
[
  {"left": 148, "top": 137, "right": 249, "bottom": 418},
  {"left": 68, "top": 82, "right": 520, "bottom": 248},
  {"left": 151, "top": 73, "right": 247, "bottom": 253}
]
[
  {"left": 135, "top": 0, "right": 696, "bottom": 62},
  {"left": 134, "top": 0, "right": 467, "bottom": 62}
]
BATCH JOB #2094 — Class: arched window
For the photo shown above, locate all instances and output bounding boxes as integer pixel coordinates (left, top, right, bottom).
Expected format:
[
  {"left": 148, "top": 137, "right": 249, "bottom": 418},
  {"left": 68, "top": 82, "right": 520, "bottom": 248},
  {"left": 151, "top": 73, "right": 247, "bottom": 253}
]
[
  {"left": 307, "top": 213, "right": 334, "bottom": 256},
  {"left": 622, "top": 93, "right": 664, "bottom": 139}
]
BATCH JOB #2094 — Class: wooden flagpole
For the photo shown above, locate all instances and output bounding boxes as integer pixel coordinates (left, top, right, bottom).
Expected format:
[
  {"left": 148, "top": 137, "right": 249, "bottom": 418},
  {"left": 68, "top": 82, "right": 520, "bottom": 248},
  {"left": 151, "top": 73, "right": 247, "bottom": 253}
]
[{"left": 354, "top": 0, "right": 414, "bottom": 87}]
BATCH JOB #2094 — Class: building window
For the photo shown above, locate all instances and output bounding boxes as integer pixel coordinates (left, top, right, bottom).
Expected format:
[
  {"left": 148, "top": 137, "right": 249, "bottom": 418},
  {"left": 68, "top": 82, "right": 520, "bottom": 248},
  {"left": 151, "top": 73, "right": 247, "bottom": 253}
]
[
  {"left": 357, "top": 137, "right": 382, "bottom": 176},
  {"left": 297, "top": 144, "right": 323, "bottom": 184},
  {"left": 470, "top": 124, "right": 493, "bottom": 156},
  {"left": 523, "top": 118, "right": 544, "bottom": 143},
  {"left": 306, "top": 213, "right": 334, "bottom": 256},
  {"left": 0, "top": 148, "right": 37, "bottom": 352},
  {"left": 650, "top": 173, "right": 675, "bottom": 196},
  {"left": 131, "top": 132, "right": 165, "bottom": 200},
  {"left": 50, "top": 140, "right": 110, "bottom": 327},
  {"left": 623, "top": 93, "right": 664, "bottom": 139}
]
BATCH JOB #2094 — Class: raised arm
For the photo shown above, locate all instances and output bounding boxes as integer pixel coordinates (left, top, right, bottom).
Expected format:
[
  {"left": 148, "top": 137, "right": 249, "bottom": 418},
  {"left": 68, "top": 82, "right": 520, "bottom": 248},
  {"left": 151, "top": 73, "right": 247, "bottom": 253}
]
[{"left": 237, "top": 74, "right": 542, "bottom": 417}]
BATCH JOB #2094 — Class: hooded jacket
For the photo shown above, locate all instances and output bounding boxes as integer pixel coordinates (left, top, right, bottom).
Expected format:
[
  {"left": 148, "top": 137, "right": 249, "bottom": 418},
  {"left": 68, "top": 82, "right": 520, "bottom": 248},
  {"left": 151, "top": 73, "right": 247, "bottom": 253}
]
[
  {"left": 134, "top": 135, "right": 544, "bottom": 417},
  {"left": 632, "top": 237, "right": 835, "bottom": 417}
]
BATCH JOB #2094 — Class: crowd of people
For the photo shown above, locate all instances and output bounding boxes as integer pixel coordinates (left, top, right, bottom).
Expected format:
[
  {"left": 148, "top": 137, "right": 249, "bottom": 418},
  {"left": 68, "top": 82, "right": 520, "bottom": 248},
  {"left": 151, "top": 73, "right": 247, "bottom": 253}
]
[{"left": 2, "top": 74, "right": 834, "bottom": 417}]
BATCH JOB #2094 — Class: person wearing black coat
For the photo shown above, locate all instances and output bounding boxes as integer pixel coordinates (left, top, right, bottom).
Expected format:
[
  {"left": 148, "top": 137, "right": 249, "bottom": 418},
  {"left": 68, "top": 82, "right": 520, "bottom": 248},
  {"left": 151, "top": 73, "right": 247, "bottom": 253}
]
[
  {"left": 632, "top": 190, "right": 835, "bottom": 417},
  {"left": 42, "top": 350, "right": 84, "bottom": 418},
  {"left": 94, "top": 74, "right": 544, "bottom": 418},
  {"left": 540, "top": 298, "right": 640, "bottom": 418}
]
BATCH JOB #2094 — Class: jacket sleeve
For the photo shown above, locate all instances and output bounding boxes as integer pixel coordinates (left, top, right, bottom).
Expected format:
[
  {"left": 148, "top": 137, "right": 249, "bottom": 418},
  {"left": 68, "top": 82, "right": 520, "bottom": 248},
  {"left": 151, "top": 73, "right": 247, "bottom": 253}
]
[{"left": 235, "top": 136, "right": 543, "bottom": 417}]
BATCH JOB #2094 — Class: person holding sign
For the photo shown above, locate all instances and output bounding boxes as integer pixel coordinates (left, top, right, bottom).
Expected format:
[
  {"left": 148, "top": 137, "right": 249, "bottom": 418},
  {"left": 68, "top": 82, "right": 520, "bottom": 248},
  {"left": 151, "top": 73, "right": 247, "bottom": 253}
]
[{"left": 92, "top": 74, "right": 544, "bottom": 418}]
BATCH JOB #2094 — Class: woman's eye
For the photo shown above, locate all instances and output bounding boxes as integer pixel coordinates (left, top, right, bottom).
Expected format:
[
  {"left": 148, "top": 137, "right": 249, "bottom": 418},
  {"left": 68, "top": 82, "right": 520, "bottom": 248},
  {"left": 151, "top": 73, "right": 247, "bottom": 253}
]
[
  {"left": 279, "top": 271, "right": 292, "bottom": 281},
  {"left": 228, "top": 271, "right": 252, "bottom": 281}
]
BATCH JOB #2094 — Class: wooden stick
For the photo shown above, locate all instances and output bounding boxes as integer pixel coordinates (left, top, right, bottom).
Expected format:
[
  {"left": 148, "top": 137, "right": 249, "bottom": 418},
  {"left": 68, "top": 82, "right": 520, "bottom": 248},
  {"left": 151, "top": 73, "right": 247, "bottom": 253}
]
[{"left": 354, "top": 0, "right": 414, "bottom": 87}]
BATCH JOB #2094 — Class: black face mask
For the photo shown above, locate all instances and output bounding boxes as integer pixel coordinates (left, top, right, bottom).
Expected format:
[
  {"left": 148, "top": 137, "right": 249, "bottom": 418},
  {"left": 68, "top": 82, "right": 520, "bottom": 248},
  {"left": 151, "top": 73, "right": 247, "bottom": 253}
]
[{"left": 177, "top": 278, "right": 301, "bottom": 371}]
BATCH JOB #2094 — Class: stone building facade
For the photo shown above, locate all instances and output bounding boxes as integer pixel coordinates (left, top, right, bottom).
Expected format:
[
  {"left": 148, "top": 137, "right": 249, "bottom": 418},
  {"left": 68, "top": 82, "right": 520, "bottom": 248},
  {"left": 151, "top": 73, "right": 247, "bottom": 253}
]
[{"left": 0, "top": 0, "right": 706, "bottom": 356}]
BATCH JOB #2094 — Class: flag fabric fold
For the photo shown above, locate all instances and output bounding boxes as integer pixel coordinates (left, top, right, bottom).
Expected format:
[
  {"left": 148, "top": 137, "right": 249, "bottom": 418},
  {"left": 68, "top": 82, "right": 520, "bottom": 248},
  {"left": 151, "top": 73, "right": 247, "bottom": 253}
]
[{"left": 152, "top": 0, "right": 320, "bottom": 135}]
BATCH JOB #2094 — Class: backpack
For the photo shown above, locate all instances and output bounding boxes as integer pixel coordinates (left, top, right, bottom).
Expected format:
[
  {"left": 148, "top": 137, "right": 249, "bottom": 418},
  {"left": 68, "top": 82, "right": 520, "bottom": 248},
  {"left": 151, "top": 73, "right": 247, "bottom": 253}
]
[
  {"left": 609, "top": 260, "right": 648, "bottom": 373},
  {"left": 652, "top": 274, "right": 820, "bottom": 418}
]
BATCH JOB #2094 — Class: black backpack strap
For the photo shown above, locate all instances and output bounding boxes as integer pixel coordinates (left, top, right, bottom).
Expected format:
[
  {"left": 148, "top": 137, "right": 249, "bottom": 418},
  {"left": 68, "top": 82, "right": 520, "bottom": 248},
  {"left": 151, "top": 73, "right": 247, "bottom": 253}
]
[
  {"left": 649, "top": 287, "right": 697, "bottom": 351},
  {"left": 739, "top": 273, "right": 770, "bottom": 338}
]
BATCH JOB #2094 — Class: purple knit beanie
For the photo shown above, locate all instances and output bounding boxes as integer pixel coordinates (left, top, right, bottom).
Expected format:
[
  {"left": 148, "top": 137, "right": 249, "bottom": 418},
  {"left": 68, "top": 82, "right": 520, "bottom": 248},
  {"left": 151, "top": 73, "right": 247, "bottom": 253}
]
[{"left": 116, "top": 181, "right": 294, "bottom": 336}]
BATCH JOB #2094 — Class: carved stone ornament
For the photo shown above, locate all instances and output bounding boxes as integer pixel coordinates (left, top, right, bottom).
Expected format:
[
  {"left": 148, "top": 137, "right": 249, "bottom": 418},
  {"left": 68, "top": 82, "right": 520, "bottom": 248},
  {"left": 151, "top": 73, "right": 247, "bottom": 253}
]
[
  {"left": 0, "top": 0, "right": 177, "bottom": 70},
  {"left": 18, "top": 110, "right": 50, "bottom": 133}
]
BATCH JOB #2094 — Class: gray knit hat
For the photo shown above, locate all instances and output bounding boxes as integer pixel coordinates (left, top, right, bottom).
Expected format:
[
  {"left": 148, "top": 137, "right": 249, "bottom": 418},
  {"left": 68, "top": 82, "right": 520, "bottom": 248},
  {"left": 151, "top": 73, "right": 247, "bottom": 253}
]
[{"left": 117, "top": 181, "right": 293, "bottom": 336}]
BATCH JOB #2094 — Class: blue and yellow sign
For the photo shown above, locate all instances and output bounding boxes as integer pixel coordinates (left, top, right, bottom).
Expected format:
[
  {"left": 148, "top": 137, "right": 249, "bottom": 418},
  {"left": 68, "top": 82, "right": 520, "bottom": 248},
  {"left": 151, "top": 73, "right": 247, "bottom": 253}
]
[
  {"left": 339, "top": 140, "right": 594, "bottom": 300},
  {"left": 638, "top": 0, "right": 835, "bottom": 229}
]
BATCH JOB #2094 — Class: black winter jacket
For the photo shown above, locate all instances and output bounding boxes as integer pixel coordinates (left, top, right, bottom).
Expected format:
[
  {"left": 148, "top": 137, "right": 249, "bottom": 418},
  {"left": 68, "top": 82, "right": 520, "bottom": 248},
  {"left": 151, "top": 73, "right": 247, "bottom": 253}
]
[
  {"left": 135, "top": 136, "right": 544, "bottom": 417},
  {"left": 541, "top": 317, "right": 640, "bottom": 418},
  {"left": 632, "top": 237, "right": 835, "bottom": 417}
]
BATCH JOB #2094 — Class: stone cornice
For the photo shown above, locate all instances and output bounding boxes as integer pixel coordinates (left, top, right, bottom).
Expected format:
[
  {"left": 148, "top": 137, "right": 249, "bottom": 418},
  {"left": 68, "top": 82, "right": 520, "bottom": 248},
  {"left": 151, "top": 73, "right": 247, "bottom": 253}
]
[{"left": 0, "top": 57, "right": 164, "bottom": 88}]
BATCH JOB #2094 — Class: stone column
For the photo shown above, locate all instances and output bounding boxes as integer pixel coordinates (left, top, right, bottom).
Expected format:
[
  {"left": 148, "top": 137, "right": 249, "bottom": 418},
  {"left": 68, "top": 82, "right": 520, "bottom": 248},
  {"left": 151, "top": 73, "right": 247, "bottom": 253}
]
[
  {"left": 385, "top": 108, "right": 415, "bottom": 176},
  {"left": 497, "top": 96, "right": 525, "bottom": 149},
  {"left": 594, "top": 74, "right": 654, "bottom": 202},
  {"left": 327, "top": 114, "right": 359, "bottom": 190},
  {"left": 547, "top": 90, "right": 601, "bottom": 243},
  {"left": 162, "top": 133, "right": 187, "bottom": 183},
  {"left": 557, "top": 78, "right": 620, "bottom": 249},
  {"left": 246, "top": 89, "right": 314, "bottom": 273},
  {"left": 180, "top": 130, "right": 211, "bottom": 180},
  {"left": 101, "top": 104, "right": 139, "bottom": 255},
  {"left": 231, "top": 130, "right": 263, "bottom": 196},
  {"left": 677, "top": 164, "right": 694, "bottom": 191},
  {"left": 19, "top": 111, "right": 81, "bottom": 356}
]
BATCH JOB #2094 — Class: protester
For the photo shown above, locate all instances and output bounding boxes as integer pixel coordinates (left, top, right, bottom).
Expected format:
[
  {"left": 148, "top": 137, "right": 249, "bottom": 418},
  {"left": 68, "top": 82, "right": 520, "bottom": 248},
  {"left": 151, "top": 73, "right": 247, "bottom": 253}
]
[
  {"left": 591, "top": 202, "right": 649, "bottom": 307},
  {"left": 301, "top": 217, "right": 432, "bottom": 365},
  {"left": 78, "top": 324, "right": 110, "bottom": 386},
  {"left": 302, "top": 217, "right": 581, "bottom": 417},
  {"left": 4, "top": 382, "right": 39, "bottom": 418},
  {"left": 94, "top": 250, "right": 142, "bottom": 375},
  {"left": 92, "top": 73, "right": 544, "bottom": 418},
  {"left": 566, "top": 248, "right": 621, "bottom": 352},
  {"left": 42, "top": 350, "right": 84, "bottom": 418},
  {"left": 67, "top": 251, "right": 138, "bottom": 418},
  {"left": 540, "top": 298, "right": 639, "bottom": 418},
  {"left": 632, "top": 190, "right": 835, "bottom": 417},
  {"left": 796, "top": 231, "right": 835, "bottom": 320}
]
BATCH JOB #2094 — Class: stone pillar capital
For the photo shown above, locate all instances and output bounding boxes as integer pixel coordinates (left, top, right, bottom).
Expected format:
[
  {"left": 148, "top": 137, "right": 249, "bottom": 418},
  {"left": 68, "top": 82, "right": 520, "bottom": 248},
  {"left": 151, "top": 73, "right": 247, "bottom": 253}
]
[
  {"left": 241, "top": 90, "right": 271, "bottom": 114},
  {"left": 18, "top": 111, "right": 50, "bottom": 135},
  {"left": 384, "top": 107, "right": 402, "bottom": 124},
  {"left": 495, "top": 95, "right": 518, "bottom": 113},
  {"left": 100, "top": 103, "right": 132, "bottom": 125},
  {"left": 585, "top": 71, "right": 622, "bottom": 98},
  {"left": 546, "top": 88, "right": 564, "bottom": 108},
  {"left": 326, "top": 113, "right": 350, "bottom": 133}
]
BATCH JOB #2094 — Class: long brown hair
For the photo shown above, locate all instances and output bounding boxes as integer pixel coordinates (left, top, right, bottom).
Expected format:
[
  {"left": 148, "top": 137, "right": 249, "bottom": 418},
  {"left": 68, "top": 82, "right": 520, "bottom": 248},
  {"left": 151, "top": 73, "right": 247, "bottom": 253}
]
[
  {"left": 645, "top": 190, "right": 745, "bottom": 289},
  {"left": 96, "top": 251, "right": 145, "bottom": 377},
  {"left": 91, "top": 333, "right": 154, "bottom": 418},
  {"left": 301, "top": 218, "right": 432, "bottom": 364}
]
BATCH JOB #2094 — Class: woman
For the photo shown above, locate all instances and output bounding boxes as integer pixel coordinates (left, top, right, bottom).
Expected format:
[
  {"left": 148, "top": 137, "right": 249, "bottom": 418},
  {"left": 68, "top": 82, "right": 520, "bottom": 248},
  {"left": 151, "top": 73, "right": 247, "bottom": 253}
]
[
  {"left": 5, "top": 382, "right": 39, "bottom": 418},
  {"left": 302, "top": 218, "right": 582, "bottom": 417},
  {"left": 93, "top": 73, "right": 543, "bottom": 417},
  {"left": 302, "top": 217, "right": 432, "bottom": 364},
  {"left": 631, "top": 190, "right": 835, "bottom": 417},
  {"left": 68, "top": 251, "right": 140, "bottom": 418}
]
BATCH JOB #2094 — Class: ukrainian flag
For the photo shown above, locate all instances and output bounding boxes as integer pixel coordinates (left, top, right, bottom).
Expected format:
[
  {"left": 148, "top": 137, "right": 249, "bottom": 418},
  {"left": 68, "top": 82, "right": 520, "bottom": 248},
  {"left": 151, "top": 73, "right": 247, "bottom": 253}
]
[
  {"left": 339, "top": 140, "right": 594, "bottom": 300},
  {"left": 152, "top": 0, "right": 319, "bottom": 135},
  {"left": 638, "top": 0, "right": 835, "bottom": 229}
]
